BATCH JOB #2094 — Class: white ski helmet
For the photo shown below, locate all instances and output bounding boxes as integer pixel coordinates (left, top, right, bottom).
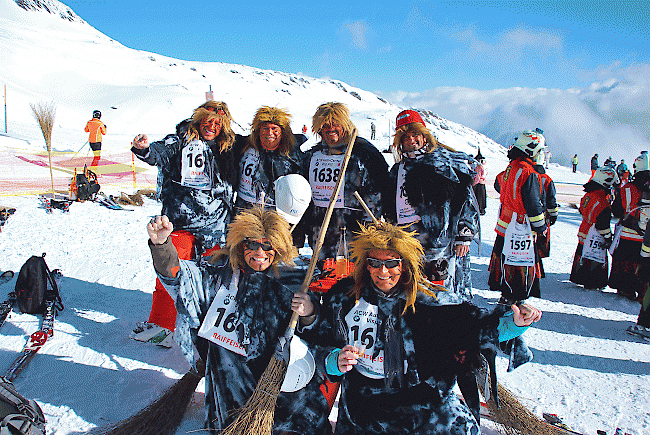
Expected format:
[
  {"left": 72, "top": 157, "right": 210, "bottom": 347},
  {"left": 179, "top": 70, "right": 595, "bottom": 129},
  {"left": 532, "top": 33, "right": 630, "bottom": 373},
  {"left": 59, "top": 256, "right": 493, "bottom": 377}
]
[
  {"left": 512, "top": 129, "right": 546, "bottom": 159},
  {"left": 591, "top": 167, "right": 619, "bottom": 187},
  {"left": 274, "top": 174, "right": 312, "bottom": 225},
  {"left": 280, "top": 336, "right": 315, "bottom": 392},
  {"left": 633, "top": 153, "right": 650, "bottom": 174}
]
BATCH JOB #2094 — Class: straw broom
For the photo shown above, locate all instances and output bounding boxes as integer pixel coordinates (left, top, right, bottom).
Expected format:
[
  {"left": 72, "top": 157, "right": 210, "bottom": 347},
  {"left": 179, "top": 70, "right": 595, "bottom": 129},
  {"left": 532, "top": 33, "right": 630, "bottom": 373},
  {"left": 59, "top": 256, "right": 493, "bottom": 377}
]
[
  {"left": 220, "top": 129, "right": 359, "bottom": 435},
  {"left": 30, "top": 102, "right": 56, "bottom": 198},
  {"left": 86, "top": 360, "right": 205, "bottom": 435}
]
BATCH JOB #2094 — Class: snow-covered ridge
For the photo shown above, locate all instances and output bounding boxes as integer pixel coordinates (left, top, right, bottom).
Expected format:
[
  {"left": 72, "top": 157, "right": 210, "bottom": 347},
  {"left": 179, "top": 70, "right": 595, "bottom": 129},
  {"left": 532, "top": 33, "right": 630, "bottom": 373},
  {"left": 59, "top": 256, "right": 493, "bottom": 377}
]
[{"left": 14, "top": 0, "right": 83, "bottom": 23}]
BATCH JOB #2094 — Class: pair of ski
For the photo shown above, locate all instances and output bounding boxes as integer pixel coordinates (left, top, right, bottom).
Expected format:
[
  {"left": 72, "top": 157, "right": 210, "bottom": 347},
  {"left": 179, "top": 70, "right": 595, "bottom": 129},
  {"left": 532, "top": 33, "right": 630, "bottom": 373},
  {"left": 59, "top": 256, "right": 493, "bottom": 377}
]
[
  {"left": 38, "top": 194, "right": 72, "bottom": 213},
  {"left": 0, "top": 270, "right": 63, "bottom": 382}
]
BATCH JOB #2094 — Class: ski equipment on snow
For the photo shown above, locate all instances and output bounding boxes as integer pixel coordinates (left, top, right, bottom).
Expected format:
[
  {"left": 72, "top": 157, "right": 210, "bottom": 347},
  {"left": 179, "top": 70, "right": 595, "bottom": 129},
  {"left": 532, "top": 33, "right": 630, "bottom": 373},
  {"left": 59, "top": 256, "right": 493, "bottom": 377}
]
[
  {"left": 0, "top": 271, "right": 16, "bottom": 329},
  {"left": 70, "top": 166, "right": 100, "bottom": 201},
  {"left": 626, "top": 324, "right": 650, "bottom": 341},
  {"left": 4, "top": 269, "right": 63, "bottom": 382},
  {"left": 14, "top": 254, "right": 62, "bottom": 315},
  {"left": 0, "top": 376, "right": 46, "bottom": 435},
  {"left": 95, "top": 192, "right": 131, "bottom": 211}
]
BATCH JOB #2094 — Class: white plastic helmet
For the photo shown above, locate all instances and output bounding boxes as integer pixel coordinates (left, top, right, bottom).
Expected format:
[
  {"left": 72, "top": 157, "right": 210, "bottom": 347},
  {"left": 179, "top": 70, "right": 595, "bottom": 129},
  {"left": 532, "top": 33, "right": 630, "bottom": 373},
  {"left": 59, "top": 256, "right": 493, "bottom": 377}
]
[
  {"left": 280, "top": 336, "right": 316, "bottom": 392},
  {"left": 591, "top": 167, "right": 619, "bottom": 187},
  {"left": 512, "top": 129, "right": 546, "bottom": 159},
  {"left": 633, "top": 153, "right": 650, "bottom": 174},
  {"left": 274, "top": 174, "right": 312, "bottom": 225}
]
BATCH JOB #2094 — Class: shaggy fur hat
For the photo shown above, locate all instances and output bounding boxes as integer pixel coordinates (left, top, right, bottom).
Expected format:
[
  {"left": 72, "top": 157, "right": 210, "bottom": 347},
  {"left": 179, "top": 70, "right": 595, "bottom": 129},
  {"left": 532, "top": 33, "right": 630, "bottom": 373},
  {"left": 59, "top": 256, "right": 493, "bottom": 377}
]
[
  {"left": 312, "top": 102, "right": 356, "bottom": 143},
  {"left": 349, "top": 221, "right": 431, "bottom": 314},
  {"left": 392, "top": 121, "right": 455, "bottom": 162},
  {"left": 248, "top": 106, "right": 296, "bottom": 156},
  {"left": 221, "top": 207, "right": 297, "bottom": 273},
  {"left": 185, "top": 101, "right": 236, "bottom": 153}
]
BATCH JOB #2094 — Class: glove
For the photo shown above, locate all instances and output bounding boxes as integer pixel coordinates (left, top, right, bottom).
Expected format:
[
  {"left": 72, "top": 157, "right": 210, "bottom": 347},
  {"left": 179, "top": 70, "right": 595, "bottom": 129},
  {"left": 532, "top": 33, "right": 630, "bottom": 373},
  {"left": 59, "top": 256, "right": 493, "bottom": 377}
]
[{"left": 548, "top": 215, "right": 557, "bottom": 226}]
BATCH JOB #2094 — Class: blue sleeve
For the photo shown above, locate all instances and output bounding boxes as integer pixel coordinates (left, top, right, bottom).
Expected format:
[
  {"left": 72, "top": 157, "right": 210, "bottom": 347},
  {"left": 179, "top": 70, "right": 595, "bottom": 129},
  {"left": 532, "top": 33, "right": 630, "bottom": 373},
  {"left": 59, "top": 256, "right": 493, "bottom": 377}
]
[
  {"left": 325, "top": 348, "right": 345, "bottom": 376},
  {"left": 498, "top": 310, "right": 530, "bottom": 342}
]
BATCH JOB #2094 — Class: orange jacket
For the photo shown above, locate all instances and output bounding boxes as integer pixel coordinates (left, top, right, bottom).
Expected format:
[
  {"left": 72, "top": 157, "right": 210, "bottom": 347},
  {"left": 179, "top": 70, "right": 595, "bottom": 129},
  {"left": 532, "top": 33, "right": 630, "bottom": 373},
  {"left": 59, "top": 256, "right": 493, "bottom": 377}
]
[
  {"left": 577, "top": 189, "right": 611, "bottom": 243},
  {"left": 85, "top": 118, "right": 106, "bottom": 143}
]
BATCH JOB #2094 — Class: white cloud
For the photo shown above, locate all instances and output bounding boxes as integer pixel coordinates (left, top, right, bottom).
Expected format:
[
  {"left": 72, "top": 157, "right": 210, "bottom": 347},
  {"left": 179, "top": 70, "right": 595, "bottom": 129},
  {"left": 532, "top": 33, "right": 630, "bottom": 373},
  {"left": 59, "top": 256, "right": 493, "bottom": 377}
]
[{"left": 345, "top": 21, "right": 369, "bottom": 50}]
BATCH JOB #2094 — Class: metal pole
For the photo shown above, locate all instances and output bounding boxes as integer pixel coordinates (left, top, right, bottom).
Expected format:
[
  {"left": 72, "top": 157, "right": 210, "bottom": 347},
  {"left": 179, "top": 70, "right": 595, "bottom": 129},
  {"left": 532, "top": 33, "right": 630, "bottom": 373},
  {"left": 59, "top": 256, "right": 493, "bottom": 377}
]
[{"left": 4, "top": 84, "right": 7, "bottom": 133}]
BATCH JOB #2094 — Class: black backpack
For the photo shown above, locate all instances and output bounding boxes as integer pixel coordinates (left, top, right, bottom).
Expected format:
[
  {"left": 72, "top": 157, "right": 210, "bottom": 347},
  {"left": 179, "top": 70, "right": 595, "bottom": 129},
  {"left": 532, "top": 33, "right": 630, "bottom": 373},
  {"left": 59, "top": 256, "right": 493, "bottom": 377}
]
[
  {"left": 14, "top": 254, "right": 62, "bottom": 315},
  {"left": 0, "top": 376, "right": 46, "bottom": 435},
  {"left": 72, "top": 166, "right": 100, "bottom": 201}
]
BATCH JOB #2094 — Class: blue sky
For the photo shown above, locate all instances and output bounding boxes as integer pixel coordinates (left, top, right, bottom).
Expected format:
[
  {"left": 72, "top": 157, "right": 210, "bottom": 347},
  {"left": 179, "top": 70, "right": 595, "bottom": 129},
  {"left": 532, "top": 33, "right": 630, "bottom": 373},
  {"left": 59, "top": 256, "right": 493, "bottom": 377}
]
[{"left": 62, "top": 0, "right": 649, "bottom": 93}]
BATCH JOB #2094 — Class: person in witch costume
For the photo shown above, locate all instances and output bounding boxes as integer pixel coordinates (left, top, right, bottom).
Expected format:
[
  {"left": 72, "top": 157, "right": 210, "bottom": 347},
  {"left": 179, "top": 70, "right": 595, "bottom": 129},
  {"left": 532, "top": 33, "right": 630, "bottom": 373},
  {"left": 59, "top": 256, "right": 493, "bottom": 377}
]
[
  {"left": 302, "top": 102, "right": 389, "bottom": 260},
  {"left": 233, "top": 106, "right": 307, "bottom": 247},
  {"left": 129, "top": 101, "right": 239, "bottom": 345},
  {"left": 146, "top": 207, "right": 331, "bottom": 435},
  {"left": 569, "top": 167, "right": 618, "bottom": 289},
  {"left": 383, "top": 109, "right": 479, "bottom": 299},
  {"left": 472, "top": 150, "right": 487, "bottom": 216},
  {"left": 302, "top": 221, "right": 542, "bottom": 434}
]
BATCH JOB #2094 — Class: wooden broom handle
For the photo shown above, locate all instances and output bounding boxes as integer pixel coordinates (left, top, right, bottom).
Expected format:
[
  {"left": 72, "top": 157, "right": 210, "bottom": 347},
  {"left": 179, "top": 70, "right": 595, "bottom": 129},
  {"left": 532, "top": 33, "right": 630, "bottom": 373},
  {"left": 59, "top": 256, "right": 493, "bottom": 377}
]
[{"left": 289, "top": 129, "right": 359, "bottom": 329}]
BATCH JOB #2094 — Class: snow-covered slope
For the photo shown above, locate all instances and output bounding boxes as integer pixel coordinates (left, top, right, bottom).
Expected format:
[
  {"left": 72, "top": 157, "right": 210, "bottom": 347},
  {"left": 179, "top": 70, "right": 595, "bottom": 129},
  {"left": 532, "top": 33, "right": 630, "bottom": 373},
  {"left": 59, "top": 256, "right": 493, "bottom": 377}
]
[{"left": 0, "top": 0, "right": 506, "bottom": 165}]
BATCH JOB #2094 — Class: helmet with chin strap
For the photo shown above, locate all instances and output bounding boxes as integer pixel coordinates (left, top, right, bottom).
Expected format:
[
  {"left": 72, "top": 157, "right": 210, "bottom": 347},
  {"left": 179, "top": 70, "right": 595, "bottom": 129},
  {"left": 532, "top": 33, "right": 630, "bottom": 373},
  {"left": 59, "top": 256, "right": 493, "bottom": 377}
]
[
  {"left": 591, "top": 167, "right": 619, "bottom": 187},
  {"left": 512, "top": 129, "right": 546, "bottom": 159},
  {"left": 634, "top": 153, "right": 650, "bottom": 174},
  {"left": 92, "top": 110, "right": 101, "bottom": 119}
]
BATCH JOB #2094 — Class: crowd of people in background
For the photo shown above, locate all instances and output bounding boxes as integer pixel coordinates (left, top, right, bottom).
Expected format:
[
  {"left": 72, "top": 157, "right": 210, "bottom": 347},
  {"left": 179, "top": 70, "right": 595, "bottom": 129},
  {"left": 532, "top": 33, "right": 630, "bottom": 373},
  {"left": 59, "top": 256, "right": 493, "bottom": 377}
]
[{"left": 117, "top": 98, "right": 649, "bottom": 434}]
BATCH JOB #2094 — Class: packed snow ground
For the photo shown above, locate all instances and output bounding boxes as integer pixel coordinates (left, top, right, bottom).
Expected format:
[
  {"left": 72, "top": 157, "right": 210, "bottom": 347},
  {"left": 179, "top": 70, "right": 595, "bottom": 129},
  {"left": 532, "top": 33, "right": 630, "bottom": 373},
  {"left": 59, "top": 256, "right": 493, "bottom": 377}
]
[{"left": 0, "top": 136, "right": 648, "bottom": 435}]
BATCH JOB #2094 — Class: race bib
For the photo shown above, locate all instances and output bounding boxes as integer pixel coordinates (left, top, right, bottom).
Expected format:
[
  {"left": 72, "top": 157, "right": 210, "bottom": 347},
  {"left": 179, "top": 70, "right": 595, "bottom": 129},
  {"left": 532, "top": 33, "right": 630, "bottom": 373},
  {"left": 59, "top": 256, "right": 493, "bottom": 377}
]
[
  {"left": 309, "top": 151, "right": 345, "bottom": 208},
  {"left": 180, "top": 140, "right": 211, "bottom": 189},
  {"left": 344, "top": 298, "right": 384, "bottom": 379},
  {"left": 238, "top": 148, "right": 262, "bottom": 204},
  {"left": 503, "top": 212, "right": 535, "bottom": 267},
  {"left": 396, "top": 163, "right": 420, "bottom": 225},
  {"left": 582, "top": 225, "right": 607, "bottom": 264},
  {"left": 198, "top": 270, "right": 247, "bottom": 356}
]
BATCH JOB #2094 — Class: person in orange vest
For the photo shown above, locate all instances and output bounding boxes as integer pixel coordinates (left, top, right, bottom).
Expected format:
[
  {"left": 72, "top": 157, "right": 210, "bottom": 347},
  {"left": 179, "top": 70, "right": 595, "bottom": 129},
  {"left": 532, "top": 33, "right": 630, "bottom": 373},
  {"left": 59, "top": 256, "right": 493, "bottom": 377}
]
[
  {"left": 569, "top": 167, "right": 618, "bottom": 289},
  {"left": 489, "top": 129, "right": 547, "bottom": 304},
  {"left": 609, "top": 153, "right": 650, "bottom": 300},
  {"left": 84, "top": 110, "right": 106, "bottom": 171}
]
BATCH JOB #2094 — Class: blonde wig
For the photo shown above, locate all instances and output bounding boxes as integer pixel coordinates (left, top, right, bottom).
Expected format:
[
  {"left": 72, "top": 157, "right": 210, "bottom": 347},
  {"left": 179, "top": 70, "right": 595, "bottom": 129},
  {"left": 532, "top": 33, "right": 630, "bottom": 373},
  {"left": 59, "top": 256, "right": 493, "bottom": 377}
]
[
  {"left": 185, "top": 100, "right": 236, "bottom": 153},
  {"left": 312, "top": 102, "right": 356, "bottom": 143},
  {"left": 349, "top": 221, "right": 432, "bottom": 314},
  {"left": 217, "top": 207, "right": 297, "bottom": 273},
  {"left": 246, "top": 106, "right": 296, "bottom": 156},
  {"left": 391, "top": 122, "right": 456, "bottom": 162}
]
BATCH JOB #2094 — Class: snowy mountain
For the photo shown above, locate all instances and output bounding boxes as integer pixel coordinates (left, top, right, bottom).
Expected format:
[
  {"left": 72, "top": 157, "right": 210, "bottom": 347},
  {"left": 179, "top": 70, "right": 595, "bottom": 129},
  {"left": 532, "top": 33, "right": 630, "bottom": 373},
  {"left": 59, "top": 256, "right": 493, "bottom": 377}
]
[
  {"left": 0, "top": 0, "right": 505, "bottom": 166},
  {"left": 0, "top": 2, "right": 648, "bottom": 435}
]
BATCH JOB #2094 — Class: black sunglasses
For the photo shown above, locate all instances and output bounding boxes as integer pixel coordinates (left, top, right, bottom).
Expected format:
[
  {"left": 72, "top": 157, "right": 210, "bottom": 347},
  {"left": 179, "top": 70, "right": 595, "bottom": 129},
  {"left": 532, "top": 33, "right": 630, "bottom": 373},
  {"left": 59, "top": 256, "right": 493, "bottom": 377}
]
[
  {"left": 366, "top": 257, "right": 402, "bottom": 269},
  {"left": 243, "top": 239, "right": 274, "bottom": 252}
]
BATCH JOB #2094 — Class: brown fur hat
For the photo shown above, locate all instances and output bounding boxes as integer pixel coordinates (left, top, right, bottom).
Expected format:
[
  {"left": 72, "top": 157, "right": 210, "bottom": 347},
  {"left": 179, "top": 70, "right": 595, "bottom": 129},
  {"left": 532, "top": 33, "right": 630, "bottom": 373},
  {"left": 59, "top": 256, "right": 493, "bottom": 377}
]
[
  {"left": 392, "top": 122, "right": 456, "bottom": 162},
  {"left": 247, "top": 106, "right": 296, "bottom": 156},
  {"left": 349, "top": 221, "right": 431, "bottom": 314},
  {"left": 312, "top": 102, "right": 356, "bottom": 142},
  {"left": 185, "top": 101, "right": 236, "bottom": 153},
  {"left": 216, "top": 207, "right": 297, "bottom": 273}
]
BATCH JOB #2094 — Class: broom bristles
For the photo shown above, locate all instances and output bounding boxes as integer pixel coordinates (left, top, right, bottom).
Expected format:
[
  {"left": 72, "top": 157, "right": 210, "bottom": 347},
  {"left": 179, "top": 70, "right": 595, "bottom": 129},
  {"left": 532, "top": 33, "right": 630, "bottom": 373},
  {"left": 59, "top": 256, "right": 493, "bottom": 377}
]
[
  {"left": 30, "top": 102, "right": 55, "bottom": 150},
  {"left": 486, "top": 379, "right": 570, "bottom": 435},
  {"left": 219, "top": 356, "right": 287, "bottom": 435},
  {"left": 86, "top": 369, "right": 202, "bottom": 435}
]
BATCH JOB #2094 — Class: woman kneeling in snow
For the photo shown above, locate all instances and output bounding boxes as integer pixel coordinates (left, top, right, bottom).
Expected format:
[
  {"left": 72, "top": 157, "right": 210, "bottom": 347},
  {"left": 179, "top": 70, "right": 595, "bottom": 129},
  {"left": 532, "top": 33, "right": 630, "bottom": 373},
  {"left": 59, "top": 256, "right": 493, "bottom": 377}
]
[{"left": 146, "top": 208, "right": 331, "bottom": 435}]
